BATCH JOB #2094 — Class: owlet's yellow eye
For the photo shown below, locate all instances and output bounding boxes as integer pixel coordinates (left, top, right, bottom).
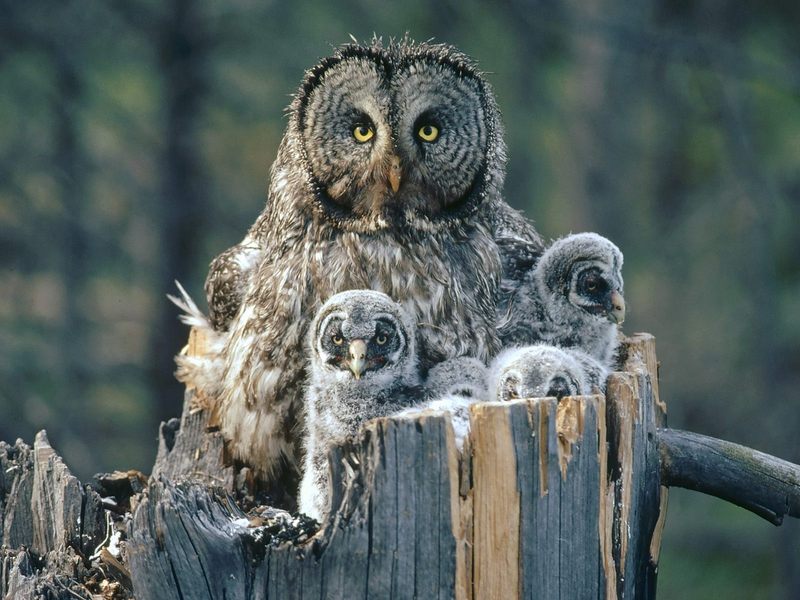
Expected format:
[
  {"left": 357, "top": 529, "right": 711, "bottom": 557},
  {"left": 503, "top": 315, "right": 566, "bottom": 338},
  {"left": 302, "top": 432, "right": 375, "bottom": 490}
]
[
  {"left": 376, "top": 334, "right": 388, "bottom": 345},
  {"left": 332, "top": 334, "right": 344, "bottom": 345},
  {"left": 417, "top": 124, "right": 439, "bottom": 142},
  {"left": 353, "top": 125, "right": 374, "bottom": 143}
]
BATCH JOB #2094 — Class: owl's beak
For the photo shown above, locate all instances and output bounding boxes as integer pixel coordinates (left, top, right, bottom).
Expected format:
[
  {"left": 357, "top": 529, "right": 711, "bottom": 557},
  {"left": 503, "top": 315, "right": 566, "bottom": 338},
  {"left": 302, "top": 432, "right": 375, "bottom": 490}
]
[
  {"left": 607, "top": 290, "right": 626, "bottom": 324},
  {"left": 348, "top": 339, "right": 368, "bottom": 379},
  {"left": 387, "top": 155, "right": 402, "bottom": 193}
]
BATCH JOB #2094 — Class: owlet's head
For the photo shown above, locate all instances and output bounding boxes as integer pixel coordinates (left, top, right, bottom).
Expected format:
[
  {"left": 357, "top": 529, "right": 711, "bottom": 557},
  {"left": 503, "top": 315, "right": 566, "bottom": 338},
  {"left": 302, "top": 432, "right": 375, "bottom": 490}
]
[
  {"left": 310, "top": 290, "right": 417, "bottom": 385},
  {"left": 536, "top": 233, "right": 626, "bottom": 325},
  {"left": 491, "top": 345, "right": 589, "bottom": 401}
]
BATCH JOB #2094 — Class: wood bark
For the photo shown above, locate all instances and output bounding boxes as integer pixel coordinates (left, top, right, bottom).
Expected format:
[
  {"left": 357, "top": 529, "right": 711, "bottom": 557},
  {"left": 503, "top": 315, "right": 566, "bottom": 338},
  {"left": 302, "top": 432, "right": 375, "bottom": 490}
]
[
  {"left": 0, "top": 432, "right": 120, "bottom": 599},
  {"left": 129, "top": 414, "right": 463, "bottom": 600},
  {"left": 658, "top": 428, "right": 800, "bottom": 525}
]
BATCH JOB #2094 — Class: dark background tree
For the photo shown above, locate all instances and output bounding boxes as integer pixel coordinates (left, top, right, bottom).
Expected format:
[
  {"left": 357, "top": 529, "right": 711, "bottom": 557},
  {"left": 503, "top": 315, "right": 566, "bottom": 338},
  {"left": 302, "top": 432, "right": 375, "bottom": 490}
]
[{"left": 1, "top": 0, "right": 798, "bottom": 597}]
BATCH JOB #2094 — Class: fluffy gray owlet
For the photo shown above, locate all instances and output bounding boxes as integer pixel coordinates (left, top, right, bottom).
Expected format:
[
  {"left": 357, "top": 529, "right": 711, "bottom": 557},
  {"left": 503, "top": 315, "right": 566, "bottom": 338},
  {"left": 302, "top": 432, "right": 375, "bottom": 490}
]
[
  {"left": 298, "top": 290, "right": 421, "bottom": 521},
  {"left": 178, "top": 38, "right": 541, "bottom": 487},
  {"left": 395, "top": 356, "right": 489, "bottom": 450},
  {"left": 489, "top": 344, "right": 608, "bottom": 401},
  {"left": 498, "top": 232, "right": 625, "bottom": 369}
]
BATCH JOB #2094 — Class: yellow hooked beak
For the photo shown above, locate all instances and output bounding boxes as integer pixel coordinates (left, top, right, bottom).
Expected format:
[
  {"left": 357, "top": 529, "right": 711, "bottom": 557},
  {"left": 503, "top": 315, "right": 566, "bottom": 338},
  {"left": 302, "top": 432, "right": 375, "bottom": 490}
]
[
  {"left": 387, "top": 155, "right": 402, "bottom": 193},
  {"left": 608, "top": 290, "right": 626, "bottom": 324},
  {"left": 348, "top": 339, "right": 367, "bottom": 379}
]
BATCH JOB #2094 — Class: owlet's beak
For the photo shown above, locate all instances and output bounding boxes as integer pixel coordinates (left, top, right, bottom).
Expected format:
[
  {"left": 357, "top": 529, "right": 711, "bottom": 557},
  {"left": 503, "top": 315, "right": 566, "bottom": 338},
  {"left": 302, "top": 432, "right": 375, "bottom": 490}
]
[
  {"left": 387, "top": 155, "right": 402, "bottom": 193},
  {"left": 348, "top": 339, "right": 368, "bottom": 379},
  {"left": 607, "top": 290, "right": 626, "bottom": 324}
]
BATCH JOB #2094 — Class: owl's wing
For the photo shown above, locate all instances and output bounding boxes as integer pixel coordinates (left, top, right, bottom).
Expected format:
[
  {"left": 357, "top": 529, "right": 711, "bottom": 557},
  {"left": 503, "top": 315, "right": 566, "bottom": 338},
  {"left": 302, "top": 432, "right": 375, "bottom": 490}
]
[
  {"left": 492, "top": 201, "right": 545, "bottom": 249},
  {"left": 492, "top": 201, "right": 545, "bottom": 309},
  {"left": 167, "top": 281, "right": 227, "bottom": 397},
  {"left": 496, "top": 235, "right": 541, "bottom": 293},
  {"left": 492, "top": 203, "right": 548, "bottom": 347},
  {"left": 204, "top": 239, "right": 263, "bottom": 331}
]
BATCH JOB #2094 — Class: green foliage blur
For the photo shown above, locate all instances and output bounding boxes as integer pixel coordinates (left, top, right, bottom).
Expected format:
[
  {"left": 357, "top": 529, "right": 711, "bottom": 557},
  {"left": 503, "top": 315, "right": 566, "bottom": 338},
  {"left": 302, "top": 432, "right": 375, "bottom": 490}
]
[{"left": 1, "top": 0, "right": 798, "bottom": 596}]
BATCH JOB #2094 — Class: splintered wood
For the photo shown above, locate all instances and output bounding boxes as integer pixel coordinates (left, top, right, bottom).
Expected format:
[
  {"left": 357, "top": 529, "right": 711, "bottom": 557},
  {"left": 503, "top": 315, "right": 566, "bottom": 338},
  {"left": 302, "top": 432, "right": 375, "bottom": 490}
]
[
  {"left": 556, "top": 396, "right": 584, "bottom": 480},
  {"left": 606, "top": 333, "right": 668, "bottom": 598},
  {"left": 470, "top": 403, "right": 521, "bottom": 600},
  {"left": 471, "top": 396, "right": 608, "bottom": 599}
]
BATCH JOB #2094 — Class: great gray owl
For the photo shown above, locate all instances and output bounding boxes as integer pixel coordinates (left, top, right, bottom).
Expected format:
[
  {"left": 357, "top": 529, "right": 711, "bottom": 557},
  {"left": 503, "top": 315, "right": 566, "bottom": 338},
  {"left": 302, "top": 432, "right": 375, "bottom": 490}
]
[
  {"left": 498, "top": 232, "right": 625, "bottom": 369},
  {"left": 179, "top": 38, "right": 541, "bottom": 487},
  {"left": 298, "top": 290, "right": 421, "bottom": 521},
  {"left": 489, "top": 344, "right": 607, "bottom": 401}
]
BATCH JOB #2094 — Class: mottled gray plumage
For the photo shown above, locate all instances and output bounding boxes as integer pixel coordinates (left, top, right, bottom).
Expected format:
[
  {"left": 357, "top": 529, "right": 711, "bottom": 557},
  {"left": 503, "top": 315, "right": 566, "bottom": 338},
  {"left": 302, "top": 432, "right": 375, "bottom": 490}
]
[
  {"left": 498, "top": 232, "right": 625, "bottom": 368},
  {"left": 489, "top": 344, "right": 608, "bottom": 401},
  {"left": 424, "top": 356, "right": 489, "bottom": 401},
  {"left": 178, "top": 38, "right": 540, "bottom": 485},
  {"left": 394, "top": 356, "right": 489, "bottom": 452},
  {"left": 204, "top": 239, "right": 262, "bottom": 331},
  {"left": 298, "top": 290, "right": 421, "bottom": 521},
  {"left": 493, "top": 202, "right": 546, "bottom": 318}
]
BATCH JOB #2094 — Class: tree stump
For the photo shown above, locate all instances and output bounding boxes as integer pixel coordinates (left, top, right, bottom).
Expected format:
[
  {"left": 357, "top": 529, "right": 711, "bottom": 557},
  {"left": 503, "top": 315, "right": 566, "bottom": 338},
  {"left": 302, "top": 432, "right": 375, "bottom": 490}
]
[{"left": 2, "top": 333, "right": 800, "bottom": 600}]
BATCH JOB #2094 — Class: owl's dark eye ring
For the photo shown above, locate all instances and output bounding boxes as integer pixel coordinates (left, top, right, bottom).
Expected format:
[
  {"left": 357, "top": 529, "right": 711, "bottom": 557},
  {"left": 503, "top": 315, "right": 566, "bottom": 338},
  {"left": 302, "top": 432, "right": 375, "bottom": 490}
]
[
  {"left": 376, "top": 334, "right": 388, "bottom": 345},
  {"left": 332, "top": 334, "right": 344, "bottom": 345},
  {"left": 417, "top": 124, "right": 439, "bottom": 142},
  {"left": 353, "top": 125, "right": 374, "bottom": 143}
]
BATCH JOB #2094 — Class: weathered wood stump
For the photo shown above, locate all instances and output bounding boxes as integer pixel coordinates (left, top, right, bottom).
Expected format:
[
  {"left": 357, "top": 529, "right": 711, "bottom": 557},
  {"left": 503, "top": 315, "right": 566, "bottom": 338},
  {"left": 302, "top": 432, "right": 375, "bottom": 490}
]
[
  {"left": 0, "top": 431, "right": 127, "bottom": 599},
  {"left": 3, "top": 333, "right": 800, "bottom": 600}
]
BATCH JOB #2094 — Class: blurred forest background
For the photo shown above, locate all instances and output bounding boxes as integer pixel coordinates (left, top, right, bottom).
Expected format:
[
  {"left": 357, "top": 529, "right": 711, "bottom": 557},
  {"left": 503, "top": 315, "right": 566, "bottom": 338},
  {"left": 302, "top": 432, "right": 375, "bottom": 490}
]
[{"left": 1, "top": 0, "right": 798, "bottom": 597}]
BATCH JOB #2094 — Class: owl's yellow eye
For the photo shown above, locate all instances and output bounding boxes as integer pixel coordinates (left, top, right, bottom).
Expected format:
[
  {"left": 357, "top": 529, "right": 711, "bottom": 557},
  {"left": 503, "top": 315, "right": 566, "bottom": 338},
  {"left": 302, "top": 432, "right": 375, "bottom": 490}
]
[
  {"left": 353, "top": 125, "right": 374, "bottom": 143},
  {"left": 332, "top": 334, "right": 344, "bottom": 346},
  {"left": 417, "top": 124, "right": 439, "bottom": 142},
  {"left": 376, "top": 334, "right": 388, "bottom": 345}
]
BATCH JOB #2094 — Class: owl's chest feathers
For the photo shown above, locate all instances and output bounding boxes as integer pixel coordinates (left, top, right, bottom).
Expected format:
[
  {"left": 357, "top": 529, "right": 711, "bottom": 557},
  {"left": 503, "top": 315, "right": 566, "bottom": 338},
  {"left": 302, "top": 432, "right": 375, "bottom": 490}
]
[
  {"left": 311, "top": 379, "right": 414, "bottom": 438},
  {"left": 312, "top": 227, "right": 499, "bottom": 360}
]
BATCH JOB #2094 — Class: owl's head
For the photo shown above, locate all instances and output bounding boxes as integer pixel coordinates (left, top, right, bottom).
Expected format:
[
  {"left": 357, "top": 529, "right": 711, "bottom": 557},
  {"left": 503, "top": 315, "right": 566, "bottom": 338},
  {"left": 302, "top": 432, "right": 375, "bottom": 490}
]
[
  {"left": 310, "top": 290, "right": 417, "bottom": 385},
  {"left": 490, "top": 345, "right": 588, "bottom": 401},
  {"left": 288, "top": 38, "right": 505, "bottom": 233},
  {"left": 537, "top": 233, "right": 626, "bottom": 325},
  {"left": 425, "top": 356, "right": 489, "bottom": 401}
]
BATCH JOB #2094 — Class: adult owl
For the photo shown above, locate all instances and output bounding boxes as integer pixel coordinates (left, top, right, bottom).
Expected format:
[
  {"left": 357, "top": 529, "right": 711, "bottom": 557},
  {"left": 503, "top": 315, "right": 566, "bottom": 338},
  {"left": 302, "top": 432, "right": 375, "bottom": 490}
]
[
  {"left": 180, "top": 38, "right": 540, "bottom": 488},
  {"left": 299, "top": 290, "right": 421, "bottom": 521},
  {"left": 498, "top": 232, "right": 625, "bottom": 368}
]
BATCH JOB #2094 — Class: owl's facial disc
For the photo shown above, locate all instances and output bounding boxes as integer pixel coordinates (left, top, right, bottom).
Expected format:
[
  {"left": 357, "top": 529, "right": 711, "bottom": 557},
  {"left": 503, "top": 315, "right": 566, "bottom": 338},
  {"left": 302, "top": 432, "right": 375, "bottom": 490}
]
[
  {"left": 298, "top": 52, "right": 493, "bottom": 230},
  {"left": 318, "top": 312, "right": 404, "bottom": 379},
  {"left": 570, "top": 265, "right": 626, "bottom": 324}
]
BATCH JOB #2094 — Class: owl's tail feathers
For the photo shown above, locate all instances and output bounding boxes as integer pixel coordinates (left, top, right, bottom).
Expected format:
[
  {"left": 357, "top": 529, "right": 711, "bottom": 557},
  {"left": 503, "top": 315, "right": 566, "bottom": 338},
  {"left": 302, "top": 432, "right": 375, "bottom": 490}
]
[
  {"left": 168, "top": 280, "right": 213, "bottom": 331},
  {"left": 168, "top": 280, "right": 225, "bottom": 397}
]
